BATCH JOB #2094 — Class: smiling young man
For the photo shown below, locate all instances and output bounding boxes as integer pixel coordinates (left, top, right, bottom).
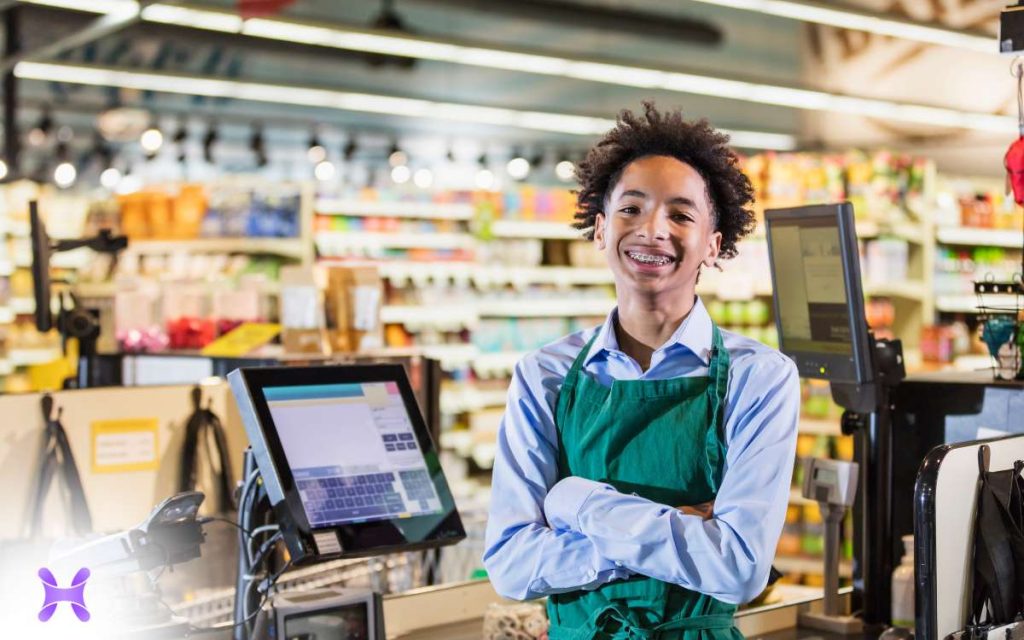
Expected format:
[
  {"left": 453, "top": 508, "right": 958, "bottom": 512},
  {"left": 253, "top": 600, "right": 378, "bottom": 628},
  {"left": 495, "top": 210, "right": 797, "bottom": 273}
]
[{"left": 483, "top": 103, "right": 800, "bottom": 640}]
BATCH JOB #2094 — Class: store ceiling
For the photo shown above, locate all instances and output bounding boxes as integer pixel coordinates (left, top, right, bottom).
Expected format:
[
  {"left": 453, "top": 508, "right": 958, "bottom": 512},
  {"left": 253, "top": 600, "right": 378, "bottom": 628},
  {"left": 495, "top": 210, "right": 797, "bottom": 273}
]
[{"left": 4, "top": 0, "right": 1017, "bottom": 176}]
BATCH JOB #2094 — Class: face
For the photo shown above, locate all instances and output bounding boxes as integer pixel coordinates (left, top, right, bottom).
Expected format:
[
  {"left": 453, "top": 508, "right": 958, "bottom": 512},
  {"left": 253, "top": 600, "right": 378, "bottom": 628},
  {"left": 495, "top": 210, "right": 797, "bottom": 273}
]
[{"left": 594, "top": 155, "right": 721, "bottom": 300}]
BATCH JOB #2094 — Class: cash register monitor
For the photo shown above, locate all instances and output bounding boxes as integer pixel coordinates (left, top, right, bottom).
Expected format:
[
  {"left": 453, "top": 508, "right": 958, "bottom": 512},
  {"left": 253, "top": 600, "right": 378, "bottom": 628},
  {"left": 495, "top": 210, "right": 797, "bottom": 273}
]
[
  {"left": 229, "top": 364, "right": 466, "bottom": 565},
  {"left": 765, "top": 203, "right": 873, "bottom": 384}
]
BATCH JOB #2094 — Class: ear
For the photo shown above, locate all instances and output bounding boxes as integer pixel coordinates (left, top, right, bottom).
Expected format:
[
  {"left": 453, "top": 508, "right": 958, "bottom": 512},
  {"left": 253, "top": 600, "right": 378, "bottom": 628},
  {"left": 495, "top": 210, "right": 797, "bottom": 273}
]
[
  {"left": 594, "top": 213, "right": 607, "bottom": 250},
  {"left": 702, "top": 230, "right": 722, "bottom": 268}
]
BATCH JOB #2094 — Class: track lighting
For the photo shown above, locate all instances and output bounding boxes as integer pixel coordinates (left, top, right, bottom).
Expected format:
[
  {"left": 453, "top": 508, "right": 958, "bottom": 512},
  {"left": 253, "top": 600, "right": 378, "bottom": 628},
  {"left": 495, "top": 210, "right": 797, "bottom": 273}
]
[{"left": 202, "top": 121, "right": 218, "bottom": 164}]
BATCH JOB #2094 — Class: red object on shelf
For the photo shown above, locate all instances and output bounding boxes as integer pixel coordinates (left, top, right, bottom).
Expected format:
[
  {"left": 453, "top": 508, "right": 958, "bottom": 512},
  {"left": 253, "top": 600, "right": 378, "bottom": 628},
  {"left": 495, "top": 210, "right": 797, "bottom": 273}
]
[
  {"left": 238, "top": 0, "right": 295, "bottom": 19},
  {"left": 1004, "top": 135, "right": 1024, "bottom": 205}
]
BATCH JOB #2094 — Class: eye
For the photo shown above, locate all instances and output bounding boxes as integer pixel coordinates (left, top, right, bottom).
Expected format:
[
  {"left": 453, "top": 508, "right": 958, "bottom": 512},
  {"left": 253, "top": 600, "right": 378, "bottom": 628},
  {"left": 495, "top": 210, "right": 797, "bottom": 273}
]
[
  {"left": 670, "top": 211, "right": 694, "bottom": 223},
  {"left": 619, "top": 205, "right": 641, "bottom": 215}
]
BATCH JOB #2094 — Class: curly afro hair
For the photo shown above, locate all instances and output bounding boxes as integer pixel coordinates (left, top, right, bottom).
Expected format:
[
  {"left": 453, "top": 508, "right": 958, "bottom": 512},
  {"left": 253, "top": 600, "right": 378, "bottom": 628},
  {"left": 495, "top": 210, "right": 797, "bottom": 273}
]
[{"left": 573, "top": 101, "right": 756, "bottom": 261}]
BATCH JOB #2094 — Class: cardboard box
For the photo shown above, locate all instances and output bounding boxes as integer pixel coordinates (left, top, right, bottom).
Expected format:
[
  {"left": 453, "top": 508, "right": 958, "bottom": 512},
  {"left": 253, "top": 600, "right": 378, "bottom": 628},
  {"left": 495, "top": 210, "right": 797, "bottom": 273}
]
[
  {"left": 279, "top": 266, "right": 327, "bottom": 355},
  {"left": 325, "top": 265, "right": 383, "bottom": 354}
]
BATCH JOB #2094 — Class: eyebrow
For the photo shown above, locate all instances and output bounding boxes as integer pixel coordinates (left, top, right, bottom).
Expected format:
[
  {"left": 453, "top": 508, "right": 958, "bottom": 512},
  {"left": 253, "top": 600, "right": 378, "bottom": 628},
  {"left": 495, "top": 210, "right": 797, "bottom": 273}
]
[{"left": 619, "top": 189, "right": 701, "bottom": 208}]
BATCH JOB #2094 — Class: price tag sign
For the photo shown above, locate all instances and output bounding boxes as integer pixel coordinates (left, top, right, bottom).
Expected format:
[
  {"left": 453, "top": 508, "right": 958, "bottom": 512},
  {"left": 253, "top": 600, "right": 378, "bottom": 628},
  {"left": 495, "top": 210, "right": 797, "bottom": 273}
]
[
  {"left": 201, "top": 323, "right": 281, "bottom": 357},
  {"left": 92, "top": 418, "right": 159, "bottom": 473}
]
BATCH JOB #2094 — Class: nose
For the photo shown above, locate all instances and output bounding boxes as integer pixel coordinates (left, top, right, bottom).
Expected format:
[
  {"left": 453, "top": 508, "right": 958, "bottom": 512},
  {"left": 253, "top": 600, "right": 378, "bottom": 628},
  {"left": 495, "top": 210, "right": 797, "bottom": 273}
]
[{"left": 635, "top": 210, "right": 669, "bottom": 241}]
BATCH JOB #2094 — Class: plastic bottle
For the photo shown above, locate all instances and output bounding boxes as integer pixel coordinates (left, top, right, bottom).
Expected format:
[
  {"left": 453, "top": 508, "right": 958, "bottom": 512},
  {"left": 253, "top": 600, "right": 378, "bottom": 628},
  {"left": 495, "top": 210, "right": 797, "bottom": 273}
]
[{"left": 891, "top": 534, "right": 915, "bottom": 629}]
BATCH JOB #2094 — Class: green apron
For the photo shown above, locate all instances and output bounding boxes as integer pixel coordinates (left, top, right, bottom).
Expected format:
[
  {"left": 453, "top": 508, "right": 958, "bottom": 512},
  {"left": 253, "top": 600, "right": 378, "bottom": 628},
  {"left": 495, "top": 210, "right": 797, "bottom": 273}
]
[{"left": 547, "top": 323, "right": 743, "bottom": 640}]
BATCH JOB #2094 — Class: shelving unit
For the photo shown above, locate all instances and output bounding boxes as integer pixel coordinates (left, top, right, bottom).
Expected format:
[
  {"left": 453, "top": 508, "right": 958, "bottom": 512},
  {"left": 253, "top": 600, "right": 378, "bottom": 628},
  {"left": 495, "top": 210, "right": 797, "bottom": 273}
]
[
  {"left": 316, "top": 199, "right": 475, "bottom": 220},
  {"left": 488, "top": 219, "right": 583, "bottom": 240},
  {"left": 936, "top": 226, "right": 1023, "bottom": 249},
  {"left": 126, "top": 237, "right": 310, "bottom": 261}
]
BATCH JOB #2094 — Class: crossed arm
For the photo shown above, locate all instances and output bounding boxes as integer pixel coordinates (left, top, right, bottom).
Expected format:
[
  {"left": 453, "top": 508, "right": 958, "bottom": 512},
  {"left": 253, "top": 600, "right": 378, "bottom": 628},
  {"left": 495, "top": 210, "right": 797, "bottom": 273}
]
[{"left": 482, "top": 355, "right": 799, "bottom": 604}]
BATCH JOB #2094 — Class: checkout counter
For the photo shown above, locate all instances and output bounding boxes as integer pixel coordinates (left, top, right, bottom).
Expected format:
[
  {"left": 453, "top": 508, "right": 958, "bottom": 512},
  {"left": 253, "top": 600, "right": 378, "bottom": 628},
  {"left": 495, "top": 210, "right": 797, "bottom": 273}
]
[{"left": 3, "top": 201, "right": 1022, "bottom": 640}]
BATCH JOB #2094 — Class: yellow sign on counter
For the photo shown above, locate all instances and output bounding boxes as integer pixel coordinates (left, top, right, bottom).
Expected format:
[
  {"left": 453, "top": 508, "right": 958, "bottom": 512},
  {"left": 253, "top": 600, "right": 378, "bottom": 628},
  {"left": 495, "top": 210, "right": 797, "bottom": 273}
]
[
  {"left": 201, "top": 323, "right": 282, "bottom": 357},
  {"left": 91, "top": 418, "right": 160, "bottom": 473}
]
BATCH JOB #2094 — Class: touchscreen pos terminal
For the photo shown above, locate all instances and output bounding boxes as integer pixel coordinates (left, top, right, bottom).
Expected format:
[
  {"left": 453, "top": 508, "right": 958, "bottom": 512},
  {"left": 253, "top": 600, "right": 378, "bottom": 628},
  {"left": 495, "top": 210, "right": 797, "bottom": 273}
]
[{"left": 229, "top": 364, "right": 466, "bottom": 566}]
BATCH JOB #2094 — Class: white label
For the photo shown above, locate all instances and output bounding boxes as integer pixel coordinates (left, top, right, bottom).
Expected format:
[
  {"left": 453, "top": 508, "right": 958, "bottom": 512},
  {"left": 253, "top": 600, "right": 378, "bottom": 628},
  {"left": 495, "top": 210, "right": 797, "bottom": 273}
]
[{"left": 95, "top": 431, "right": 157, "bottom": 467}]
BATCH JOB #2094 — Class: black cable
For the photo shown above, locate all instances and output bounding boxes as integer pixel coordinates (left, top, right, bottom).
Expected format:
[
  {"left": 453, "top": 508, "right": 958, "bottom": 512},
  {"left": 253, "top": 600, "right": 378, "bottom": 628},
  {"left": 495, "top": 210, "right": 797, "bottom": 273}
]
[
  {"left": 179, "top": 387, "right": 235, "bottom": 513},
  {"left": 198, "top": 515, "right": 252, "bottom": 539},
  {"left": 28, "top": 394, "right": 92, "bottom": 536}
]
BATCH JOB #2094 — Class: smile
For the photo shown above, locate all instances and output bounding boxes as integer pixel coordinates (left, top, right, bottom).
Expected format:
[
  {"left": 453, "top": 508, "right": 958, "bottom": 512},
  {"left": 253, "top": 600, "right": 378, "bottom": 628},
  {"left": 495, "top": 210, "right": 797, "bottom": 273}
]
[{"left": 625, "top": 250, "right": 675, "bottom": 267}]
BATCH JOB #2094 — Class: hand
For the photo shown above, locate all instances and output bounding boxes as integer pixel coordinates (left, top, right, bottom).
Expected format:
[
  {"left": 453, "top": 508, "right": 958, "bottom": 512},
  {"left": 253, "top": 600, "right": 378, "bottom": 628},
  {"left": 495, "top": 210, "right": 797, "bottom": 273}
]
[{"left": 677, "top": 501, "right": 714, "bottom": 519}]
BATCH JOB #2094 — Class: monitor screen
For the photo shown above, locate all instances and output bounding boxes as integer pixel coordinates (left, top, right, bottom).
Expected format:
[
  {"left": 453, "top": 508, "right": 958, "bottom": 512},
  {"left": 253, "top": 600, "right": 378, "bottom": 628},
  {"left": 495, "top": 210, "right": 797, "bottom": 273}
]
[
  {"left": 229, "top": 364, "right": 465, "bottom": 565},
  {"left": 264, "top": 382, "right": 443, "bottom": 527},
  {"left": 283, "top": 602, "right": 368, "bottom": 640},
  {"left": 765, "top": 203, "right": 873, "bottom": 384}
]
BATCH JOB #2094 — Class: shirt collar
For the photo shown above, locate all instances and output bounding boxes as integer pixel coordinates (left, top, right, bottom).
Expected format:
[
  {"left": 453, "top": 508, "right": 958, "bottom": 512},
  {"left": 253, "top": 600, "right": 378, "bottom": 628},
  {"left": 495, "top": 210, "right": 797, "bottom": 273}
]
[{"left": 585, "top": 296, "right": 715, "bottom": 367}]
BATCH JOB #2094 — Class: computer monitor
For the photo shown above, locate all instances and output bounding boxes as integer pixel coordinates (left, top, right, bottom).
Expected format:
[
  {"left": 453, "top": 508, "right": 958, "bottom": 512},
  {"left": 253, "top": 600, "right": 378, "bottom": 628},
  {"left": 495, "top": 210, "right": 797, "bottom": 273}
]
[
  {"left": 29, "top": 200, "right": 53, "bottom": 332},
  {"left": 228, "top": 364, "right": 465, "bottom": 566},
  {"left": 764, "top": 203, "right": 873, "bottom": 384}
]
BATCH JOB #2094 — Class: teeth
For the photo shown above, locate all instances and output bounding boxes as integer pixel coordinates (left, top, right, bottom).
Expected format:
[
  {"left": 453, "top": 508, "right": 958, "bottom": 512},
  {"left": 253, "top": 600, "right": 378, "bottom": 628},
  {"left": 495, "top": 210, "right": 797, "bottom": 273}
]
[{"left": 627, "top": 251, "right": 672, "bottom": 265}]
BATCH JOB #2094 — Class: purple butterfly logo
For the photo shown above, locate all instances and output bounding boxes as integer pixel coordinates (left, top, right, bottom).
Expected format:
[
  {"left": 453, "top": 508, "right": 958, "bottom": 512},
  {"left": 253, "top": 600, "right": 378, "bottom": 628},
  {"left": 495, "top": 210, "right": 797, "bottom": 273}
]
[{"left": 38, "top": 567, "right": 90, "bottom": 622}]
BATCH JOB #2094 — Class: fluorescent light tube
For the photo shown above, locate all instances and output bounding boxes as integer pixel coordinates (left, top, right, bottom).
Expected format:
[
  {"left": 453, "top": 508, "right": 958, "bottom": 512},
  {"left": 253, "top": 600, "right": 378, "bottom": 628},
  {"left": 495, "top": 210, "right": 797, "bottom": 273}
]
[{"left": 13, "top": 61, "right": 797, "bottom": 149}]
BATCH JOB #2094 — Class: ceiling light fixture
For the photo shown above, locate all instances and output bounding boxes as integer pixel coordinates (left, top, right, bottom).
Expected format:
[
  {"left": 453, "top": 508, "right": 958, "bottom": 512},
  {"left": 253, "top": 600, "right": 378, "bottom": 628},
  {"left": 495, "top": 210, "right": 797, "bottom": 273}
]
[
  {"left": 555, "top": 159, "right": 575, "bottom": 182},
  {"left": 12, "top": 62, "right": 798, "bottom": 149},
  {"left": 0, "top": 160, "right": 8, "bottom": 181},
  {"left": 687, "top": 0, "right": 993, "bottom": 54},
  {"left": 391, "top": 164, "right": 411, "bottom": 184},
  {"left": 21, "top": 1, "right": 1001, "bottom": 126},
  {"left": 100, "top": 166, "right": 122, "bottom": 190},
  {"left": 314, "top": 159, "right": 336, "bottom": 181},
  {"left": 202, "top": 120, "right": 218, "bottom": 164},
  {"left": 140, "top": 122, "right": 163, "bottom": 156},
  {"left": 413, "top": 167, "right": 433, "bottom": 189},
  {"left": 307, "top": 129, "right": 326, "bottom": 164}
]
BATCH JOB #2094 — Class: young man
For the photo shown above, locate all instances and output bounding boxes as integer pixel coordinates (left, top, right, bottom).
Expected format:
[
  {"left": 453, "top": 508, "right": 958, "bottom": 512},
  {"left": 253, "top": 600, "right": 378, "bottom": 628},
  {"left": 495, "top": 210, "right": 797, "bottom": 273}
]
[{"left": 483, "top": 103, "right": 800, "bottom": 640}]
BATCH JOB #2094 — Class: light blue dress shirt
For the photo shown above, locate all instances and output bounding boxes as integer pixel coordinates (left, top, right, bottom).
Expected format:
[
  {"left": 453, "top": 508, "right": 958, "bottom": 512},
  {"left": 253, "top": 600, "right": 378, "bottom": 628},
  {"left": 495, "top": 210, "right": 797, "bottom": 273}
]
[{"left": 482, "top": 297, "right": 800, "bottom": 605}]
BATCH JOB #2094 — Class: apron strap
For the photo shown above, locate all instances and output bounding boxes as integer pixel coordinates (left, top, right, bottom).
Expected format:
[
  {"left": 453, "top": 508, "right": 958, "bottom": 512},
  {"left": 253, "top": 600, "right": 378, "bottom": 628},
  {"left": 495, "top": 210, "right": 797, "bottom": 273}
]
[
  {"left": 704, "top": 323, "right": 730, "bottom": 491},
  {"left": 556, "top": 331, "right": 601, "bottom": 426}
]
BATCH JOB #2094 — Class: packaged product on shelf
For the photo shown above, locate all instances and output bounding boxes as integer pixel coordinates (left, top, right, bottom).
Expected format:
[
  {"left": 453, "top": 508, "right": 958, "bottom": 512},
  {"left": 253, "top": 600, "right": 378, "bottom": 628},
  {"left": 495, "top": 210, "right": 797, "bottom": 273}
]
[
  {"left": 211, "top": 288, "right": 263, "bottom": 336},
  {"left": 324, "top": 265, "right": 383, "bottom": 353},
  {"left": 115, "top": 288, "right": 167, "bottom": 352},
  {"left": 280, "top": 265, "right": 326, "bottom": 354},
  {"left": 164, "top": 285, "right": 215, "bottom": 350}
]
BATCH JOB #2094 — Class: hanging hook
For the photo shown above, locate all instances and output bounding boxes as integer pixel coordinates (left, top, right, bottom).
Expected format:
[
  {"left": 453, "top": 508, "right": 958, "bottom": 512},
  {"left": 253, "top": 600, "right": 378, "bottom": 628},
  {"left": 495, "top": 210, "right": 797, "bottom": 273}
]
[
  {"left": 191, "top": 385, "right": 202, "bottom": 412},
  {"left": 40, "top": 394, "right": 54, "bottom": 424},
  {"left": 1012, "top": 56, "right": 1024, "bottom": 136}
]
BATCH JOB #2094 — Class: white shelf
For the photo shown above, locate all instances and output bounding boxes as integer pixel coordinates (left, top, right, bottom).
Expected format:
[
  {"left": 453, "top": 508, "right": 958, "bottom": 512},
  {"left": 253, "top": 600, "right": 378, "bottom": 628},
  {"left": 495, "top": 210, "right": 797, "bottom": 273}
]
[
  {"left": 789, "top": 488, "right": 815, "bottom": 506},
  {"left": 380, "top": 305, "right": 478, "bottom": 329},
  {"left": 0, "top": 259, "right": 13, "bottom": 276},
  {"left": 477, "top": 298, "right": 615, "bottom": 318},
  {"left": 798, "top": 417, "right": 841, "bottom": 436},
  {"left": 440, "top": 385, "right": 509, "bottom": 414},
  {"left": 936, "top": 294, "right": 1020, "bottom": 313},
  {"left": 376, "top": 261, "right": 615, "bottom": 287},
  {"left": 489, "top": 220, "right": 582, "bottom": 240},
  {"left": 863, "top": 280, "right": 927, "bottom": 301},
  {"left": 7, "top": 220, "right": 29, "bottom": 238},
  {"left": 127, "top": 238, "right": 307, "bottom": 259},
  {"left": 472, "top": 351, "right": 526, "bottom": 377},
  {"left": 315, "top": 231, "right": 475, "bottom": 253},
  {"left": 773, "top": 555, "right": 852, "bottom": 578},
  {"left": 936, "top": 226, "right": 1022, "bottom": 249},
  {"left": 857, "top": 220, "right": 927, "bottom": 244},
  {"left": 420, "top": 343, "right": 481, "bottom": 369},
  {"left": 316, "top": 199, "right": 475, "bottom": 220},
  {"left": 9, "top": 347, "right": 61, "bottom": 365},
  {"left": 10, "top": 297, "right": 34, "bottom": 314},
  {"left": 0, "top": 358, "right": 12, "bottom": 375},
  {"left": 0, "top": 306, "right": 13, "bottom": 323}
]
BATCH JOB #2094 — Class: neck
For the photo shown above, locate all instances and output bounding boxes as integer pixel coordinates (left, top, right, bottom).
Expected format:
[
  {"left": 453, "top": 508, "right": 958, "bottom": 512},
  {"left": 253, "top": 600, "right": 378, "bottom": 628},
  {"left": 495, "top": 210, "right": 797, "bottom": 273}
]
[{"left": 614, "top": 287, "right": 697, "bottom": 371}]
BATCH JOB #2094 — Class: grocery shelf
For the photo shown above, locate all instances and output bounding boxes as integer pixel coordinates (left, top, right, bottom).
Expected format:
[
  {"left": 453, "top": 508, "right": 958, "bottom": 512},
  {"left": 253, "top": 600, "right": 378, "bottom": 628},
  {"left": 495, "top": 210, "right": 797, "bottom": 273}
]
[
  {"left": 472, "top": 351, "right": 526, "bottom": 377},
  {"left": 936, "top": 226, "right": 1023, "bottom": 249},
  {"left": 773, "top": 555, "right": 851, "bottom": 578},
  {"left": 0, "top": 306, "right": 13, "bottom": 323},
  {"left": 315, "top": 231, "right": 475, "bottom": 252},
  {"left": 856, "top": 220, "right": 927, "bottom": 244},
  {"left": 863, "top": 280, "right": 927, "bottom": 301},
  {"left": 789, "top": 488, "right": 815, "bottom": 506},
  {"left": 798, "top": 417, "right": 841, "bottom": 436},
  {"left": 376, "top": 262, "right": 615, "bottom": 287},
  {"left": 126, "top": 237, "right": 307, "bottom": 259},
  {"left": 935, "top": 294, "right": 1020, "bottom": 314},
  {"left": 477, "top": 298, "right": 615, "bottom": 318},
  {"left": 7, "top": 220, "right": 29, "bottom": 238},
  {"left": 0, "top": 259, "right": 13, "bottom": 276},
  {"left": 440, "top": 385, "right": 509, "bottom": 414},
  {"left": 9, "top": 347, "right": 61, "bottom": 365},
  {"left": 420, "top": 343, "right": 480, "bottom": 369},
  {"left": 489, "top": 220, "right": 582, "bottom": 240},
  {"left": 10, "top": 297, "right": 35, "bottom": 314},
  {"left": 316, "top": 199, "right": 475, "bottom": 220},
  {"left": 380, "top": 305, "right": 478, "bottom": 329},
  {"left": 0, "top": 358, "right": 12, "bottom": 375}
]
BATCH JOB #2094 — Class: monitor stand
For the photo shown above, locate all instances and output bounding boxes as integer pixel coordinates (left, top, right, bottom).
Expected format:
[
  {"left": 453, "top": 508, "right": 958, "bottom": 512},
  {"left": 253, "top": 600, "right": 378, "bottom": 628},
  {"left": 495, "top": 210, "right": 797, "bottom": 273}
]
[{"left": 830, "top": 334, "right": 906, "bottom": 630}]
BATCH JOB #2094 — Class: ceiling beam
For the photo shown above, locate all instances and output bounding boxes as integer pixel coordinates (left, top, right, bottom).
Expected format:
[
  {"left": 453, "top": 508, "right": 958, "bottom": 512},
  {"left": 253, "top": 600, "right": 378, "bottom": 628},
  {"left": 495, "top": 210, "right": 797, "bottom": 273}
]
[{"left": 0, "top": 2, "right": 144, "bottom": 73}]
